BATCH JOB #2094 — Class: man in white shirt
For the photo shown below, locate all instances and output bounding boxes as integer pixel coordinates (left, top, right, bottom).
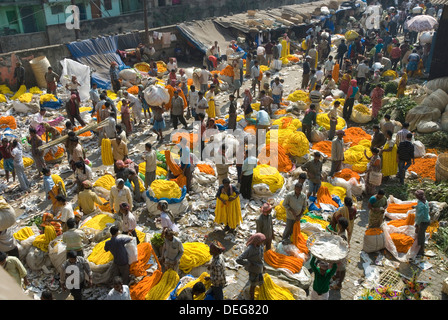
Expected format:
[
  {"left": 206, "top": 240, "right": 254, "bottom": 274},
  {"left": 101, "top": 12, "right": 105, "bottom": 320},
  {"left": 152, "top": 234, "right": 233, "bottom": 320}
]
[
  {"left": 211, "top": 41, "right": 220, "bottom": 57},
  {"left": 143, "top": 142, "right": 157, "bottom": 189},
  {"left": 323, "top": 55, "right": 335, "bottom": 77},
  {"left": 187, "top": 85, "right": 199, "bottom": 120},
  {"left": 356, "top": 60, "right": 370, "bottom": 93},
  {"left": 123, "top": 91, "right": 143, "bottom": 126},
  {"left": 90, "top": 83, "right": 100, "bottom": 108},
  {"left": 55, "top": 195, "right": 75, "bottom": 232},
  {"left": 200, "top": 66, "right": 211, "bottom": 94},
  {"left": 107, "top": 276, "right": 131, "bottom": 300},
  {"left": 119, "top": 202, "right": 139, "bottom": 244},
  {"left": 256, "top": 45, "right": 266, "bottom": 65},
  {"left": 240, "top": 148, "right": 258, "bottom": 200},
  {"left": 271, "top": 77, "right": 284, "bottom": 107},
  {"left": 196, "top": 91, "right": 208, "bottom": 117},
  {"left": 251, "top": 60, "right": 261, "bottom": 96},
  {"left": 166, "top": 57, "right": 177, "bottom": 73},
  {"left": 11, "top": 140, "right": 30, "bottom": 192},
  {"left": 315, "top": 66, "right": 324, "bottom": 85}
]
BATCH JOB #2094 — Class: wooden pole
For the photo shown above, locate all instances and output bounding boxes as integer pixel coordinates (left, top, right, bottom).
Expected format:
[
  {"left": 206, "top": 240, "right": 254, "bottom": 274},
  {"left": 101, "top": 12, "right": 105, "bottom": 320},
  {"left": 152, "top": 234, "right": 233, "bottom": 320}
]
[{"left": 144, "top": 0, "right": 150, "bottom": 45}]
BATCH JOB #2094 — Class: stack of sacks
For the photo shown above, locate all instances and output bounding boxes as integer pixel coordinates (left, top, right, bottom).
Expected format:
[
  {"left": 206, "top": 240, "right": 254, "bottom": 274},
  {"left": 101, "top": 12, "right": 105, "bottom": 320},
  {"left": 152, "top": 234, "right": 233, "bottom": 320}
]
[
  {"left": 193, "top": 163, "right": 217, "bottom": 185},
  {"left": 144, "top": 179, "right": 188, "bottom": 217}
]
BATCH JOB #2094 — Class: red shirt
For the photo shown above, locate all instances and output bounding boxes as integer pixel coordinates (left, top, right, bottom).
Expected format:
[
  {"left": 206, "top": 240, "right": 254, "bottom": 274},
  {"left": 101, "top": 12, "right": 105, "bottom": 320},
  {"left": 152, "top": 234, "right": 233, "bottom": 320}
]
[
  {"left": 208, "top": 55, "right": 218, "bottom": 68},
  {"left": 0, "top": 144, "right": 12, "bottom": 159},
  {"left": 390, "top": 47, "right": 402, "bottom": 59}
]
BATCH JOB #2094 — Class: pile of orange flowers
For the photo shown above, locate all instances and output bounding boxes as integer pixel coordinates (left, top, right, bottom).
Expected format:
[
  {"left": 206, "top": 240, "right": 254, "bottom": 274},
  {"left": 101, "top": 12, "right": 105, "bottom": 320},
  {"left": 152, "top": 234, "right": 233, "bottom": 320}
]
[
  {"left": 386, "top": 202, "right": 417, "bottom": 214},
  {"left": 312, "top": 140, "right": 332, "bottom": 157},
  {"left": 127, "top": 85, "right": 139, "bottom": 95},
  {"left": 343, "top": 127, "right": 371, "bottom": 146},
  {"left": 220, "top": 65, "right": 235, "bottom": 77},
  {"left": 215, "top": 118, "right": 226, "bottom": 126},
  {"left": 258, "top": 143, "right": 293, "bottom": 173},
  {"left": 196, "top": 164, "right": 215, "bottom": 176},
  {"left": 390, "top": 233, "right": 415, "bottom": 253},
  {"left": 334, "top": 168, "right": 360, "bottom": 182},
  {"left": 388, "top": 213, "right": 415, "bottom": 228},
  {"left": 408, "top": 157, "right": 437, "bottom": 181},
  {"left": 316, "top": 186, "right": 339, "bottom": 208}
]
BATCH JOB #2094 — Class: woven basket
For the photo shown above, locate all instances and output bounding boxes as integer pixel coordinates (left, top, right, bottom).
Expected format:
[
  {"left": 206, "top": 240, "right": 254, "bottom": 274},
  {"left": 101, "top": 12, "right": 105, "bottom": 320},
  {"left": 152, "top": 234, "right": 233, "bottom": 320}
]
[
  {"left": 435, "top": 153, "right": 448, "bottom": 182},
  {"left": 306, "top": 232, "right": 349, "bottom": 263}
]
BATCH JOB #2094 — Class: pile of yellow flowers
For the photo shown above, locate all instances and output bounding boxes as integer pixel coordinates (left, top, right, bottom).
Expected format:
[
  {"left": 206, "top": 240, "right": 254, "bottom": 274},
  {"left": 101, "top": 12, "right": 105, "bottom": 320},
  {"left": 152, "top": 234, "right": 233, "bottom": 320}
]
[
  {"left": 176, "top": 272, "right": 211, "bottom": 300},
  {"left": 0, "top": 157, "right": 33, "bottom": 169},
  {"left": 267, "top": 129, "right": 310, "bottom": 158},
  {"left": 93, "top": 174, "right": 116, "bottom": 191},
  {"left": 302, "top": 214, "right": 330, "bottom": 229},
  {"left": 382, "top": 70, "right": 398, "bottom": 79},
  {"left": 272, "top": 117, "right": 302, "bottom": 130},
  {"left": 280, "top": 57, "right": 289, "bottom": 65},
  {"left": 150, "top": 179, "right": 182, "bottom": 199},
  {"left": 287, "top": 90, "right": 309, "bottom": 102},
  {"left": 179, "top": 242, "right": 212, "bottom": 273},
  {"left": 11, "top": 85, "right": 26, "bottom": 100},
  {"left": 252, "top": 164, "right": 285, "bottom": 193},
  {"left": 260, "top": 65, "right": 270, "bottom": 73},
  {"left": 29, "top": 87, "right": 43, "bottom": 94},
  {"left": 18, "top": 93, "right": 34, "bottom": 103},
  {"left": 316, "top": 113, "right": 346, "bottom": 131},
  {"left": 88, "top": 238, "right": 114, "bottom": 265},
  {"left": 40, "top": 94, "right": 57, "bottom": 104},
  {"left": 321, "top": 182, "right": 346, "bottom": 200},
  {"left": 254, "top": 274, "right": 295, "bottom": 300},
  {"left": 146, "top": 269, "right": 179, "bottom": 300},
  {"left": 0, "top": 84, "right": 13, "bottom": 95},
  {"left": 81, "top": 213, "right": 115, "bottom": 230},
  {"left": 344, "top": 139, "right": 372, "bottom": 173},
  {"left": 354, "top": 104, "right": 371, "bottom": 115},
  {"left": 0, "top": 94, "right": 7, "bottom": 103}
]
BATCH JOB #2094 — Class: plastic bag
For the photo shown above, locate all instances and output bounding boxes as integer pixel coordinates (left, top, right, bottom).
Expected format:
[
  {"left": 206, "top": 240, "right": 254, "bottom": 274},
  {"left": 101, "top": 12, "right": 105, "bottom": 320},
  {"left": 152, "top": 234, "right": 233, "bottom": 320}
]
[
  {"left": 0, "top": 198, "right": 16, "bottom": 231},
  {"left": 413, "top": 140, "right": 426, "bottom": 158},
  {"left": 348, "top": 177, "right": 363, "bottom": 197},
  {"left": 143, "top": 85, "right": 170, "bottom": 106},
  {"left": 362, "top": 232, "right": 386, "bottom": 253},
  {"left": 124, "top": 236, "right": 138, "bottom": 265}
]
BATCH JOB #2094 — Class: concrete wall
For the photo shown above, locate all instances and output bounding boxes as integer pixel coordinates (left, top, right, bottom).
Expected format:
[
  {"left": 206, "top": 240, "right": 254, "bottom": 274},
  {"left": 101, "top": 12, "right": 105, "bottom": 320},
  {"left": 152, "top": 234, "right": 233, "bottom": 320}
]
[
  {"left": 0, "top": 0, "right": 315, "bottom": 53},
  {"left": 0, "top": 24, "right": 182, "bottom": 89}
]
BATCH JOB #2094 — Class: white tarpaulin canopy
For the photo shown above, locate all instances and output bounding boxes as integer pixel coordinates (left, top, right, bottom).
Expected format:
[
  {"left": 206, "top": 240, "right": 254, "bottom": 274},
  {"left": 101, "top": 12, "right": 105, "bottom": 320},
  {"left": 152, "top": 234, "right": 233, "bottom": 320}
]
[{"left": 60, "top": 58, "right": 91, "bottom": 102}]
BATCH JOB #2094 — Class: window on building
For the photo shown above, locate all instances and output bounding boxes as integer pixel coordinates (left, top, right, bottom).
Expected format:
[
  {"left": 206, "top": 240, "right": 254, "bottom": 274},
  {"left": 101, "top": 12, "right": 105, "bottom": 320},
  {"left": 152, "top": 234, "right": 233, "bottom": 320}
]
[
  {"left": 6, "top": 10, "right": 18, "bottom": 24},
  {"left": 104, "top": 0, "right": 113, "bottom": 10},
  {"left": 50, "top": 4, "right": 64, "bottom": 15}
]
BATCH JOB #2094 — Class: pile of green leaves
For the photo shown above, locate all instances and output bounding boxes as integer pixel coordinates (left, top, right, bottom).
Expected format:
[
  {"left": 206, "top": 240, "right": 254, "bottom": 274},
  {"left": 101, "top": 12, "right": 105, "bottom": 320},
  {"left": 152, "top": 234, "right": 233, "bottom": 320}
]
[
  {"left": 383, "top": 184, "right": 410, "bottom": 201},
  {"left": 26, "top": 214, "right": 42, "bottom": 227},
  {"left": 150, "top": 232, "right": 165, "bottom": 247},
  {"left": 359, "top": 94, "right": 371, "bottom": 105},
  {"left": 407, "top": 180, "right": 448, "bottom": 204},
  {"left": 379, "top": 96, "right": 417, "bottom": 124},
  {"left": 383, "top": 81, "right": 398, "bottom": 95},
  {"left": 432, "top": 227, "right": 448, "bottom": 253},
  {"left": 414, "top": 131, "right": 448, "bottom": 149}
]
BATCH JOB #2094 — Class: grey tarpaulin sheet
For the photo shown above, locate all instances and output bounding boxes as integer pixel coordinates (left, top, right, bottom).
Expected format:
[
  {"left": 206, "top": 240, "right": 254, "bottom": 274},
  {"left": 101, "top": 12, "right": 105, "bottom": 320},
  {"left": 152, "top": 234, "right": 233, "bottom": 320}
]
[{"left": 176, "top": 20, "right": 237, "bottom": 54}]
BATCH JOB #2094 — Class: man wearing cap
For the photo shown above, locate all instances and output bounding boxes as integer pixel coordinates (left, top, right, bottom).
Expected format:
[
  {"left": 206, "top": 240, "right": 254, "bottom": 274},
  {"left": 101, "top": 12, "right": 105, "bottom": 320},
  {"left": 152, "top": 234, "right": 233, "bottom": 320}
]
[
  {"left": 78, "top": 180, "right": 106, "bottom": 215},
  {"left": 282, "top": 183, "right": 307, "bottom": 244},
  {"left": 301, "top": 56, "right": 311, "bottom": 89},
  {"left": 109, "top": 61, "right": 120, "bottom": 93},
  {"left": 171, "top": 89, "right": 188, "bottom": 130},
  {"left": 256, "top": 203, "right": 274, "bottom": 250},
  {"left": 119, "top": 202, "right": 139, "bottom": 244},
  {"left": 301, "top": 152, "right": 325, "bottom": 198},
  {"left": 329, "top": 130, "right": 345, "bottom": 178}
]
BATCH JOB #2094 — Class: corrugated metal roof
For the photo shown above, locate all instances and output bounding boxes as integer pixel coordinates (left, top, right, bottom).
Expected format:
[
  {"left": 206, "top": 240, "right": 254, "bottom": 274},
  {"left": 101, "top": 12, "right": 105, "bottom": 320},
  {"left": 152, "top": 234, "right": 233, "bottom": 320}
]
[{"left": 430, "top": 0, "right": 448, "bottom": 5}]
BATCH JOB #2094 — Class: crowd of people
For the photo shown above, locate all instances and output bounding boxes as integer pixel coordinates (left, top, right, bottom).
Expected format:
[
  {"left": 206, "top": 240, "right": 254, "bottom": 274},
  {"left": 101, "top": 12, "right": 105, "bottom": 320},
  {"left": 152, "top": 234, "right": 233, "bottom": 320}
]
[{"left": 0, "top": 0, "right": 439, "bottom": 301}]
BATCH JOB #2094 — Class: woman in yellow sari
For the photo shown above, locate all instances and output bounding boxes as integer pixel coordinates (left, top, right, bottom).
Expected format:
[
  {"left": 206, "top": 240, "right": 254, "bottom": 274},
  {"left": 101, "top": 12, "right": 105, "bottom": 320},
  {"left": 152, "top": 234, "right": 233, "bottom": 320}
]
[
  {"left": 214, "top": 178, "right": 242, "bottom": 234},
  {"left": 396, "top": 72, "right": 407, "bottom": 98},
  {"left": 381, "top": 130, "right": 398, "bottom": 179},
  {"left": 205, "top": 85, "right": 216, "bottom": 119},
  {"left": 281, "top": 34, "right": 290, "bottom": 58}
]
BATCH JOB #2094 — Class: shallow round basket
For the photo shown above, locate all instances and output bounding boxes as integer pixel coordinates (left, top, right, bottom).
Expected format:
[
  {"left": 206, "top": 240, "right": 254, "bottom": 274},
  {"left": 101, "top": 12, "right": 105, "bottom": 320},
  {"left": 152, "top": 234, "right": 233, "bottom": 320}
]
[{"left": 306, "top": 232, "right": 349, "bottom": 264}]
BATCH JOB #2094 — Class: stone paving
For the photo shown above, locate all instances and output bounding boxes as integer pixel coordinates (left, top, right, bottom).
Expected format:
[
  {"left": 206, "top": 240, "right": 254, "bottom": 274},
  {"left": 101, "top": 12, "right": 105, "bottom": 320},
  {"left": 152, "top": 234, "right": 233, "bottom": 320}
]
[{"left": 218, "top": 196, "right": 448, "bottom": 301}]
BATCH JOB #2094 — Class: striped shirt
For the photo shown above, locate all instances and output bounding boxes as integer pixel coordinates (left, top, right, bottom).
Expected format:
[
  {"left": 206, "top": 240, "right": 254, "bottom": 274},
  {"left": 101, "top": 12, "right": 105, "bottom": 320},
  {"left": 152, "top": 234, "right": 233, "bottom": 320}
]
[{"left": 396, "top": 128, "right": 411, "bottom": 145}]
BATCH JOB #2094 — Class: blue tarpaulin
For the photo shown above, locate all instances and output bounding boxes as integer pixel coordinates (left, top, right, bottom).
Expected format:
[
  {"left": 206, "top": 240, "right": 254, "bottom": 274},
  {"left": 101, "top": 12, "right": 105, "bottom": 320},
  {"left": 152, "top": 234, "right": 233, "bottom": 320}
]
[{"left": 66, "top": 35, "right": 125, "bottom": 90}]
